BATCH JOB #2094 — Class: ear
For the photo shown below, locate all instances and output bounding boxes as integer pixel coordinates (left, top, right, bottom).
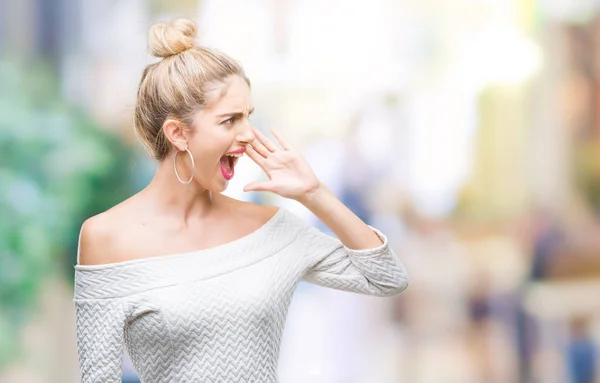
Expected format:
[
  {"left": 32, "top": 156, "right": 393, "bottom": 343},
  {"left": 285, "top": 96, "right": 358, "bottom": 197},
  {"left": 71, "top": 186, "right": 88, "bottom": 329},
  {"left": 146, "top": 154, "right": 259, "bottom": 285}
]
[{"left": 162, "top": 119, "right": 189, "bottom": 151}]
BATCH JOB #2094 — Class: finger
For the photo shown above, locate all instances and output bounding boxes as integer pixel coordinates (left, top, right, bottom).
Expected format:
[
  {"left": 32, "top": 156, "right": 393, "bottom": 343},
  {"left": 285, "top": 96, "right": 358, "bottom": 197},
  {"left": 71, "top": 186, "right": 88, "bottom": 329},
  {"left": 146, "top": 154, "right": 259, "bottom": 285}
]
[
  {"left": 245, "top": 145, "right": 267, "bottom": 169},
  {"left": 243, "top": 181, "right": 273, "bottom": 193},
  {"left": 250, "top": 140, "right": 269, "bottom": 158},
  {"left": 270, "top": 128, "right": 292, "bottom": 151},
  {"left": 253, "top": 127, "right": 279, "bottom": 152}
]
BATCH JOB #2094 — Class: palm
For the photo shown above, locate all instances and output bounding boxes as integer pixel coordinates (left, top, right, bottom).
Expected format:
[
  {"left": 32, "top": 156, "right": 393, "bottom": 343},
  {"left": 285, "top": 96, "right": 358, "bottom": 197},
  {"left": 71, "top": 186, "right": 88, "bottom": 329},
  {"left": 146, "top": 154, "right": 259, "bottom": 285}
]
[{"left": 244, "top": 128, "right": 320, "bottom": 200}]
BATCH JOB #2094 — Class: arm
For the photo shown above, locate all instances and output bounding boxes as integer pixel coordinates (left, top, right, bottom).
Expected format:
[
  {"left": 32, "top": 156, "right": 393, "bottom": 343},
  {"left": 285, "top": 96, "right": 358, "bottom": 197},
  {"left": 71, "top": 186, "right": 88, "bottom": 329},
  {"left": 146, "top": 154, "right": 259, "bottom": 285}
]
[
  {"left": 300, "top": 182, "right": 384, "bottom": 250},
  {"left": 74, "top": 298, "right": 126, "bottom": 383},
  {"left": 243, "top": 127, "right": 408, "bottom": 295},
  {"left": 299, "top": 184, "right": 408, "bottom": 296},
  {"left": 74, "top": 216, "right": 126, "bottom": 382}
]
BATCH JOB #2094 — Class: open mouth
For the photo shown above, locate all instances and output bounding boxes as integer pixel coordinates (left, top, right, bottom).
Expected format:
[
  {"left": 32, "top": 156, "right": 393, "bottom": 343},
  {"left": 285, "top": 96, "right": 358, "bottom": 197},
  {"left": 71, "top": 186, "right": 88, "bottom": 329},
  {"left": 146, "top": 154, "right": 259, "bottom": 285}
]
[{"left": 219, "top": 152, "right": 242, "bottom": 180}]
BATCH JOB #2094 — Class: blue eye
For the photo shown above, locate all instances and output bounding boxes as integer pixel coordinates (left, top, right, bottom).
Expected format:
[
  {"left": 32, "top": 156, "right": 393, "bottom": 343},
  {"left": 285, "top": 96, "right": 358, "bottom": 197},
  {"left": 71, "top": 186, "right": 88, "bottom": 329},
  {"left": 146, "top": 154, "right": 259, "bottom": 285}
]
[{"left": 222, "top": 117, "right": 235, "bottom": 125}]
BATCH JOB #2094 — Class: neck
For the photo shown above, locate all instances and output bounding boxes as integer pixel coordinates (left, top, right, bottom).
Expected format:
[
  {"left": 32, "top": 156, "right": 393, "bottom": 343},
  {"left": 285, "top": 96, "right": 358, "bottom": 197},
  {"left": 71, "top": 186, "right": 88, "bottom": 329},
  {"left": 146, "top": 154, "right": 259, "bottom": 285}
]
[{"left": 141, "top": 152, "right": 219, "bottom": 221}]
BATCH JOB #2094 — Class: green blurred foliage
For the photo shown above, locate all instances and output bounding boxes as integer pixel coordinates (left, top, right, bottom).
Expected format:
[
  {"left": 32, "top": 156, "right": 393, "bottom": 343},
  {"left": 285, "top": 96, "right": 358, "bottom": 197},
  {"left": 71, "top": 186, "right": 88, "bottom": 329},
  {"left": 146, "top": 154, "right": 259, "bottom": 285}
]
[{"left": 0, "top": 59, "right": 137, "bottom": 367}]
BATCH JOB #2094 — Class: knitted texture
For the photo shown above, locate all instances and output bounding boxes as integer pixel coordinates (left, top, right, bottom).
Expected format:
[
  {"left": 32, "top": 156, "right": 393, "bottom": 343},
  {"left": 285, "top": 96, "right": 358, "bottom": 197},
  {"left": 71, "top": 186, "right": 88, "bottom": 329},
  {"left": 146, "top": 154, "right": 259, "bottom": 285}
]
[{"left": 73, "top": 208, "right": 408, "bottom": 382}]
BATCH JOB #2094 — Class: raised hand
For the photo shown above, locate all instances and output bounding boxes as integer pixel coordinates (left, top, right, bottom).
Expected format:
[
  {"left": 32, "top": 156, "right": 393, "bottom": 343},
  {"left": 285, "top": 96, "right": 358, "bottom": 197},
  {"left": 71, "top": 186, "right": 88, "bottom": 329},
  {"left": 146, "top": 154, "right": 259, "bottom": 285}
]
[{"left": 243, "top": 127, "right": 321, "bottom": 202}]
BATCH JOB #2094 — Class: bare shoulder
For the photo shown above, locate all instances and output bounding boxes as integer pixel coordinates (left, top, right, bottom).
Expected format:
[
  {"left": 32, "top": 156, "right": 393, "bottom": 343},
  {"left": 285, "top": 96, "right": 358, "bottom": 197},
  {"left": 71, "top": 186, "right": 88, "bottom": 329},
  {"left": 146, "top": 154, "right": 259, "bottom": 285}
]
[
  {"left": 244, "top": 202, "right": 281, "bottom": 220},
  {"left": 77, "top": 200, "right": 136, "bottom": 266},
  {"left": 221, "top": 197, "right": 280, "bottom": 225},
  {"left": 78, "top": 213, "right": 114, "bottom": 266}
]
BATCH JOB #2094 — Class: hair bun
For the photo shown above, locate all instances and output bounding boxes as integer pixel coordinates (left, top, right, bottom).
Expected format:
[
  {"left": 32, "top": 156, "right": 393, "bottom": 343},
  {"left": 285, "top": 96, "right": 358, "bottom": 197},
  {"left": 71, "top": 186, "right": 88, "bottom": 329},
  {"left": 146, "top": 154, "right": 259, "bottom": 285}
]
[{"left": 148, "top": 18, "right": 197, "bottom": 58}]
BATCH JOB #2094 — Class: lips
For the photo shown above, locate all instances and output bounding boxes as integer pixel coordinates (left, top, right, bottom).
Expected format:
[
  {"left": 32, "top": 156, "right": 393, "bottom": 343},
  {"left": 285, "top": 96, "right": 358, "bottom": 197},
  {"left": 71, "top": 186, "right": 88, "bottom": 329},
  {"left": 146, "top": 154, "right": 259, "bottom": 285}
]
[{"left": 219, "top": 148, "right": 245, "bottom": 180}]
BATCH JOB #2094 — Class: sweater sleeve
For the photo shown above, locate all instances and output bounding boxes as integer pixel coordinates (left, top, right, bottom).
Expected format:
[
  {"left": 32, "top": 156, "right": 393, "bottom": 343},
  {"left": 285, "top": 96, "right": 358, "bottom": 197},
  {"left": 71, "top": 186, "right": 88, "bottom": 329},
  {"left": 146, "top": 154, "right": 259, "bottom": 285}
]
[
  {"left": 74, "top": 297, "right": 126, "bottom": 383},
  {"left": 300, "top": 223, "right": 409, "bottom": 297}
]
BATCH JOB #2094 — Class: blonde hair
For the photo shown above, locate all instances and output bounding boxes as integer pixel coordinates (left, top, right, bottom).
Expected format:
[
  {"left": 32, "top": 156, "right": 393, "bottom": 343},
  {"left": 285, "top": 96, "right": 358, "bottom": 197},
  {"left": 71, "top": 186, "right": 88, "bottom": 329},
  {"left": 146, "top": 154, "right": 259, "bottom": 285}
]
[{"left": 134, "top": 18, "right": 248, "bottom": 160}]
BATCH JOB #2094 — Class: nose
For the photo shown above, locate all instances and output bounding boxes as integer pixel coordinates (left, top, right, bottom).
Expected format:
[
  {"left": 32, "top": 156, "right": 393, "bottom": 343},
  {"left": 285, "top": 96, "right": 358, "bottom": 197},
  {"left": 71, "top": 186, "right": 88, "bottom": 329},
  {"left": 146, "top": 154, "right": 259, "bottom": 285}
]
[{"left": 236, "top": 119, "right": 255, "bottom": 145}]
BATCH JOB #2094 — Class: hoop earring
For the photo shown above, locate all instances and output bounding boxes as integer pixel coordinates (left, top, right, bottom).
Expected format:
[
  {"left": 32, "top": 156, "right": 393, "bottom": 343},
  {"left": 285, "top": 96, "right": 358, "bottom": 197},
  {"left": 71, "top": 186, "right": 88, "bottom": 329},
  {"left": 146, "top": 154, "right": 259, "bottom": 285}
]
[{"left": 174, "top": 147, "right": 195, "bottom": 184}]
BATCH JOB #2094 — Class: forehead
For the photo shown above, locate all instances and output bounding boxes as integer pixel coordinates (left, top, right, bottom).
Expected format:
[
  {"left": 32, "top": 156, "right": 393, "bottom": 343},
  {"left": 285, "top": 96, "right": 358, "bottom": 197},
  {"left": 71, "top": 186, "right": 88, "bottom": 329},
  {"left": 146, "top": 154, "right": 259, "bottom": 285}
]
[{"left": 205, "top": 75, "right": 251, "bottom": 113}]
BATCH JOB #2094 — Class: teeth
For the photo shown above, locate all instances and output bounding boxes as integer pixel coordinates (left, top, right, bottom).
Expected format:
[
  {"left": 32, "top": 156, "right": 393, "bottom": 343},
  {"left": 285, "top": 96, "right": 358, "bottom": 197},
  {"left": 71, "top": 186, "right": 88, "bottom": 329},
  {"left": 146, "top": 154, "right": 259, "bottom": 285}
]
[{"left": 226, "top": 153, "right": 243, "bottom": 158}]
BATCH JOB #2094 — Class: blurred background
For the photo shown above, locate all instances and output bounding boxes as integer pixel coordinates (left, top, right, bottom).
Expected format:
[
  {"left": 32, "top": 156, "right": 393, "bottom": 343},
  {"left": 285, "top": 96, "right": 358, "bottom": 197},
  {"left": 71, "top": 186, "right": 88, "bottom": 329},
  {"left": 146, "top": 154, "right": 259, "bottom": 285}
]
[{"left": 2, "top": 0, "right": 600, "bottom": 382}]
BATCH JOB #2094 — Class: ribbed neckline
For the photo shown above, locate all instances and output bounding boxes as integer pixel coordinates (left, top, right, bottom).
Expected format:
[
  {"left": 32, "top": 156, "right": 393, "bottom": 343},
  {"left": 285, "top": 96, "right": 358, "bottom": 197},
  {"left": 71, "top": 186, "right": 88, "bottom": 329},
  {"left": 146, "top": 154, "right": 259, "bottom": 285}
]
[{"left": 73, "top": 207, "right": 314, "bottom": 300}]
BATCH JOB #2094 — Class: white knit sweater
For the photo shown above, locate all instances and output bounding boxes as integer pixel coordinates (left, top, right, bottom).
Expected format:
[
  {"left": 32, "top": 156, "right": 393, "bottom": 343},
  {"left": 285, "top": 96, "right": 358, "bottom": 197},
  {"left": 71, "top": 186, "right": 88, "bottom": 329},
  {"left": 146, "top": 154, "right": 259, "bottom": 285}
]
[{"left": 73, "top": 207, "right": 408, "bottom": 382}]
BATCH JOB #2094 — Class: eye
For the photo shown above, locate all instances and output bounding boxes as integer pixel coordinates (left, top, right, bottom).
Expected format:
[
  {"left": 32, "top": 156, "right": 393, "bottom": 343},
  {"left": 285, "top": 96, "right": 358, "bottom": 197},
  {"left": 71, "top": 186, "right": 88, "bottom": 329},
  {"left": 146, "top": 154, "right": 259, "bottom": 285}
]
[{"left": 222, "top": 117, "right": 235, "bottom": 125}]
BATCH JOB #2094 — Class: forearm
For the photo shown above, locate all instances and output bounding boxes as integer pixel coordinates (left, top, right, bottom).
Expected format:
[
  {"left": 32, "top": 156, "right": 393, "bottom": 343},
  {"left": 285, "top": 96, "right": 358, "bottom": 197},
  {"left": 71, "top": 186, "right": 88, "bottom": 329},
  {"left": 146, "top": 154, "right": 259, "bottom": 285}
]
[{"left": 298, "top": 183, "right": 383, "bottom": 250}]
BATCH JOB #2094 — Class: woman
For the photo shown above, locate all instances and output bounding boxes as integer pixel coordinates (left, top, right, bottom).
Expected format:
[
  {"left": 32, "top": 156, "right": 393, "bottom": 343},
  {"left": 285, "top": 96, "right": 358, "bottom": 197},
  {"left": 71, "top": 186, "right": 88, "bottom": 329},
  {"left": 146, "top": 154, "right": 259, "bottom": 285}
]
[{"left": 74, "top": 18, "right": 408, "bottom": 382}]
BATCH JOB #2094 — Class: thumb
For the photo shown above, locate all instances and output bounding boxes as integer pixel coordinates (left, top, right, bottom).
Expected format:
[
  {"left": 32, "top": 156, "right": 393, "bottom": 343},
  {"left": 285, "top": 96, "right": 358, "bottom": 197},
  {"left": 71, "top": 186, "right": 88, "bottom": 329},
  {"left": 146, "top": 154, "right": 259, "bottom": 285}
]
[{"left": 244, "top": 181, "right": 272, "bottom": 192}]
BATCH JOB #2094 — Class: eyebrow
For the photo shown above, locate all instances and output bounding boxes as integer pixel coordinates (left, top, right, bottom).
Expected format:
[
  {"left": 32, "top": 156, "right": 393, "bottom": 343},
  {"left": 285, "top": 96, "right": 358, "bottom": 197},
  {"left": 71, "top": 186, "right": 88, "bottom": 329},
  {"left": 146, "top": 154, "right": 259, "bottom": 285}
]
[{"left": 216, "top": 107, "right": 255, "bottom": 118}]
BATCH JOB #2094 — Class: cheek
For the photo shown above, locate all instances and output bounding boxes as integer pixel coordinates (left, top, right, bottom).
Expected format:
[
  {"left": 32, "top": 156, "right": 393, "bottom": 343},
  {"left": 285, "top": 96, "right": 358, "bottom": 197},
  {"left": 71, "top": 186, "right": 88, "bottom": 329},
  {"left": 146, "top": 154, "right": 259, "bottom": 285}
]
[
  {"left": 189, "top": 122, "right": 236, "bottom": 159},
  {"left": 189, "top": 137, "right": 227, "bottom": 171}
]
